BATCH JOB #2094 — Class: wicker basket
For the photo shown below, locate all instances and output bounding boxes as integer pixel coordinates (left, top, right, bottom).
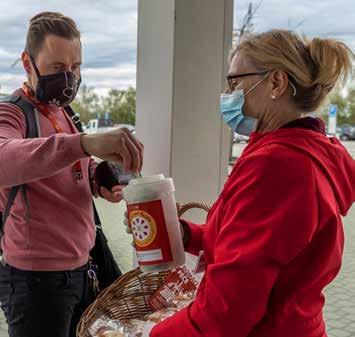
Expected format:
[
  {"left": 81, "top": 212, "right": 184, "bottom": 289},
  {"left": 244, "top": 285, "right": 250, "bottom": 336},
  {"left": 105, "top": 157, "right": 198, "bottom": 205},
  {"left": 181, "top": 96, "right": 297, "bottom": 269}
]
[{"left": 77, "top": 202, "right": 211, "bottom": 337}]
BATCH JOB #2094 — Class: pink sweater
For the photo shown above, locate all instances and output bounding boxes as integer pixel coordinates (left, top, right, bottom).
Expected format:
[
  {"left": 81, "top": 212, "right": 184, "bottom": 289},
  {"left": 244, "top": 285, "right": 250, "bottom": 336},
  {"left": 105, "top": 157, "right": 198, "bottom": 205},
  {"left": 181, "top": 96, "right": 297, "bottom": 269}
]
[{"left": 0, "top": 90, "right": 96, "bottom": 271}]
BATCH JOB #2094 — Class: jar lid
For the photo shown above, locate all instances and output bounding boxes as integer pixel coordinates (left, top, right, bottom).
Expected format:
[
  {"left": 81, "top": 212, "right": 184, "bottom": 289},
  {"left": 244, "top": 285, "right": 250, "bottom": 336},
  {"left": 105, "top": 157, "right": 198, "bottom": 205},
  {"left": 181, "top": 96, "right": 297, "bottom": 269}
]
[{"left": 129, "top": 174, "right": 165, "bottom": 186}]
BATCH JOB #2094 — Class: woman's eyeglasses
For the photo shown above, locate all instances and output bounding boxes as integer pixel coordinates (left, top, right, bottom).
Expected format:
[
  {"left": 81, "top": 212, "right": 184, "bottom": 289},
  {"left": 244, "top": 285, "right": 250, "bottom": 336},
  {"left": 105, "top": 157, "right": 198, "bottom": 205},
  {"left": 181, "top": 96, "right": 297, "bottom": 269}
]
[{"left": 225, "top": 70, "right": 269, "bottom": 92}]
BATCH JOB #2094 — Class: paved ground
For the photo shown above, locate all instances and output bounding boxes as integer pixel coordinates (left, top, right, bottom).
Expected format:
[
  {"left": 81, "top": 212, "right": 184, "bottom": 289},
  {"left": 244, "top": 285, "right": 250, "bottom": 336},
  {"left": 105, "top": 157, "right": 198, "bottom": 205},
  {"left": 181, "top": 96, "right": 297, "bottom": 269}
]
[
  {"left": 324, "top": 206, "right": 355, "bottom": 337},
  {"left": 0, "top": 141, "right": 354, "bottom": 336}
]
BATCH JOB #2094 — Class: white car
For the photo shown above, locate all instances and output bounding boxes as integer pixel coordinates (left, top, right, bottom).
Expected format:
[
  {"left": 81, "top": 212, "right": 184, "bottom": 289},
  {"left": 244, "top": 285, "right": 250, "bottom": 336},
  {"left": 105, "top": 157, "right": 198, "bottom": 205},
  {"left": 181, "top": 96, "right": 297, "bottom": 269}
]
[
  {"left": 233, "top": 133, "right": 249, "bottom": 144},
  {"left": 117, "top": 124, "right": 136, "bottom": 136},
  {"left": 86, "top": 119, "right": 115, "bottom": 134}
]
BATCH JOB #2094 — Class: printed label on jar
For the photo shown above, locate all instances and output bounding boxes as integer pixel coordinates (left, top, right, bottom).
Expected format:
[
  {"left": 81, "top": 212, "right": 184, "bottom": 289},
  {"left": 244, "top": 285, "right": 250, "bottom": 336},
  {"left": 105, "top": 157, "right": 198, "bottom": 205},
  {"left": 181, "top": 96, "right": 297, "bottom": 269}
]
[{"left": 128, "top": 200, "right": 173, "bottom": 265}]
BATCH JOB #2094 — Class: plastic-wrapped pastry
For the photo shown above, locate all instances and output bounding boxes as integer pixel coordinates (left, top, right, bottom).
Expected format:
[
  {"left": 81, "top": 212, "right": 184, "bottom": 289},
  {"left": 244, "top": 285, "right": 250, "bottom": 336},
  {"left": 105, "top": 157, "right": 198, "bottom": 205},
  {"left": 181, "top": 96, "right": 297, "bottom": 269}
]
[{"left": 97, "top": 332, "right": 126, "bottom": 337}]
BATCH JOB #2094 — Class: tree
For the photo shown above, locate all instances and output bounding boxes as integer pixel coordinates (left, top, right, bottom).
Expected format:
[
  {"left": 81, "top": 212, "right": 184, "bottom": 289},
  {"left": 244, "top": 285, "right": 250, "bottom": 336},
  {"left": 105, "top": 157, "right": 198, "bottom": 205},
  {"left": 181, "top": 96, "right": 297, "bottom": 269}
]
[
  {"left": 348, "top": 89, "right": 355, "bottom": 124},
  {"left": 102, "top": 87, "right": 136, "bottom": 125},
  {"left": 321, "top": 88, "right": 355, "bottom": 126},
  {"left": 118, "top": 87, "right": 136, "bottom": 125},
  {"left": 71, "top": 84, "right": 101, "bottom": 123},
  {"left": 72, "top": 85, "right": 136, "bottom": 125}
]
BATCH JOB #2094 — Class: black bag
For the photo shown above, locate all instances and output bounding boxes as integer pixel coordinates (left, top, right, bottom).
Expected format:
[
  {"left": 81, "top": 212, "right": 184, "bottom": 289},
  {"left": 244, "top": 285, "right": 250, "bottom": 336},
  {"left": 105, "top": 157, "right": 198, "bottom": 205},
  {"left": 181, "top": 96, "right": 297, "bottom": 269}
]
[
  {"left": 90, "top": 206, "right": 122, "bottom": 290},
  {"left": 0, "top": 95, "right": 122, "bottom": 291}
]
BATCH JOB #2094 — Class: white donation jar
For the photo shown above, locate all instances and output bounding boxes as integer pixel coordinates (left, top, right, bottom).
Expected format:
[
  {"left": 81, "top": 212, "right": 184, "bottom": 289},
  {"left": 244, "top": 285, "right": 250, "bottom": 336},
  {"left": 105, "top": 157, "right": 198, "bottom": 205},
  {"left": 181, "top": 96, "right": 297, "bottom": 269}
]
[{"left": 122, "top": 175, "right": 185, "bottom": 272}]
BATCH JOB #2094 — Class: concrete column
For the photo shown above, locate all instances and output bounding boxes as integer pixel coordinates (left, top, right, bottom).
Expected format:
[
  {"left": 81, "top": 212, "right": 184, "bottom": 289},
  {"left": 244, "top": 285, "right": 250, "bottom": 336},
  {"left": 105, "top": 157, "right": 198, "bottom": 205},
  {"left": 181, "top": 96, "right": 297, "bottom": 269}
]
[{"left": 136, "top": 0, "right": 234, "bottom": 222}]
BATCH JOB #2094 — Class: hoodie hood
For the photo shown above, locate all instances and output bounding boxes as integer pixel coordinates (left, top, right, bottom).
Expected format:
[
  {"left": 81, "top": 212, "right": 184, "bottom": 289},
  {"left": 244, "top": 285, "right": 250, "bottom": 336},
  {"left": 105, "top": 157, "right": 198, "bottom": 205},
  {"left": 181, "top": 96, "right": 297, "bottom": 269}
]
[{"left": 248, "top": 120, "right": 354, "bottom": 216}]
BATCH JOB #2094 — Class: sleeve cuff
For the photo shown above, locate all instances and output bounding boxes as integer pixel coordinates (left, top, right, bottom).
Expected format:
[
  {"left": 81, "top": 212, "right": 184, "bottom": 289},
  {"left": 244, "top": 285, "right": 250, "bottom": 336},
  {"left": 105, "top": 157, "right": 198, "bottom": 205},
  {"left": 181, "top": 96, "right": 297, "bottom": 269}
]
[
  {"left": 150, "top": 305, "right": 201, "bottom": 337},
  {"left": 61, "top": 133, "right": 89, "bottom": 159},
  {"left": 89, "top": 159, "right": 100, "bottom": 198},
  {"left": 180, "top": 220, "right": 205, "bottom": 256}
]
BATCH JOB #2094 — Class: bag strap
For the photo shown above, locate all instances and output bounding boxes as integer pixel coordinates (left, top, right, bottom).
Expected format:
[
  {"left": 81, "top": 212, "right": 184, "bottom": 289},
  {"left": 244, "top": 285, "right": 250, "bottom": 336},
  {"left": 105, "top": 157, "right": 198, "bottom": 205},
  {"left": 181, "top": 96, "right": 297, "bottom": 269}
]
[
  {"left": 92, "top": 202, "right": 103, "bottom": 230},
  {"left": 63, "top": 106, "right": 102, "bottom": 229},
  {"left": 64, "top": 105, "right": 84, "bottom": 133},
  {"left": 0, "top": 95, "right": 38, "bottom": 236}
]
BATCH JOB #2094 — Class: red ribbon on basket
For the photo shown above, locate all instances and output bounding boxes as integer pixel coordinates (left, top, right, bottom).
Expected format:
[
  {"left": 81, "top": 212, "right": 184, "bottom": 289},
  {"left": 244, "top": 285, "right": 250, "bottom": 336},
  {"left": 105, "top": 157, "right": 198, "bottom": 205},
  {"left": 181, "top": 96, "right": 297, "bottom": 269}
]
[{"left": 149, "top": 266, "right": 198, "bottom": 310}]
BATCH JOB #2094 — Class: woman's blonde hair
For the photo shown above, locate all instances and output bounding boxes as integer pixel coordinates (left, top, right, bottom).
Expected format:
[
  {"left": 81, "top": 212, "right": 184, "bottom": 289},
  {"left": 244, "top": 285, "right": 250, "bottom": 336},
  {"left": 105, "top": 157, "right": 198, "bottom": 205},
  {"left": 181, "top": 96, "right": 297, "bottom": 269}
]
[{"left": 232, "top": 29, "right": 354, "bottom": 112}]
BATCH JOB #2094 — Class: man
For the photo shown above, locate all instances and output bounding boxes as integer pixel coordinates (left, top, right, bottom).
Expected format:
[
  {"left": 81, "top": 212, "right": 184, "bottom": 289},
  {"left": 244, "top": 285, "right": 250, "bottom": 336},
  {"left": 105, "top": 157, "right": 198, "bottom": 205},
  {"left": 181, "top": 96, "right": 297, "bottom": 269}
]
[{"left": 0, "top": 12, "right": 143, "bottom": 337}]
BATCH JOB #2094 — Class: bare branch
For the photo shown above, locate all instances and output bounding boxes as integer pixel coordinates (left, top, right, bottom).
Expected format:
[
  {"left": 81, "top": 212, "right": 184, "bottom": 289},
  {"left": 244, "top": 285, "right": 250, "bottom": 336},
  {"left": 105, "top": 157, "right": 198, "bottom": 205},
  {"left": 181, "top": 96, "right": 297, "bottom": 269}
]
[
  {"left": 293, "top": 18, "right": 307, "bottom": 30},
  {"left": 11, "top": 58, "right": 21, "bottom": 68},
  {"left": 236, "top": 1, "right": 263, "bottom": 43},
  {"left": 288, "top": 17, "right": 307, "bottom": 30},
  {"left": 251, "top": 0, "right": 263, "bottom": 16}
]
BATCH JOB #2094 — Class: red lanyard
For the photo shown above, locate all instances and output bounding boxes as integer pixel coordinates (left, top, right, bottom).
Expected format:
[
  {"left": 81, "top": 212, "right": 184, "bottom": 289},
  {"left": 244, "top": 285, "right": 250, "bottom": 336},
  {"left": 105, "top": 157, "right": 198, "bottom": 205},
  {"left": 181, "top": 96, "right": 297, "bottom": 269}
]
[{"left": 23, "top": 84, "right": 83, "bottom": 181}]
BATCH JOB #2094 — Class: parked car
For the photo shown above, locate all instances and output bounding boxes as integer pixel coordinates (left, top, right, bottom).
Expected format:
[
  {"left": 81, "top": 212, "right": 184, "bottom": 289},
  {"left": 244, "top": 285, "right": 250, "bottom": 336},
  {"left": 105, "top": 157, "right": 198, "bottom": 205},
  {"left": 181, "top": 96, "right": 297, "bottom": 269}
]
[
  {"left": 233, "top": 133, "right": 249, "bottom": 144},
  {"left": 116, "top": 124, "right": 136, "bottom": 136},
  {"left": 81, "top": 122, "right": 87, "bottom": 132},
  {"left": 325, "top": 126, "right": 340, "bottom": 137},
  {"left": 86, "top": 118, "right": 115, "bottom": 134},
  {"left": 339, "top": 124, "right": 355, "bottom": 141}
]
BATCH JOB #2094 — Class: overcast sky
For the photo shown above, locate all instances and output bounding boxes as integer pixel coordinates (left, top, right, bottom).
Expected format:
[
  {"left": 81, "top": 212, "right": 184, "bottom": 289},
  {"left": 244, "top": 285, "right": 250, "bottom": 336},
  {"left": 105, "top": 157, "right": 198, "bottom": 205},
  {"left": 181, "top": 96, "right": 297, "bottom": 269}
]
[{"left": 0, "top": 0, "right": 354, "bottom": 95}]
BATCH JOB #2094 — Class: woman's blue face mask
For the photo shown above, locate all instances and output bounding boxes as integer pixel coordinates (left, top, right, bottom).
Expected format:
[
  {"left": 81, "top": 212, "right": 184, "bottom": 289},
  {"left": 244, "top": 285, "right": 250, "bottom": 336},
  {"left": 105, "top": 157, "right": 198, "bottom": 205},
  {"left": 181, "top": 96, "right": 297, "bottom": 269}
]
[{"left": 220, "top": 75, "right": 268, "bottom": 136}]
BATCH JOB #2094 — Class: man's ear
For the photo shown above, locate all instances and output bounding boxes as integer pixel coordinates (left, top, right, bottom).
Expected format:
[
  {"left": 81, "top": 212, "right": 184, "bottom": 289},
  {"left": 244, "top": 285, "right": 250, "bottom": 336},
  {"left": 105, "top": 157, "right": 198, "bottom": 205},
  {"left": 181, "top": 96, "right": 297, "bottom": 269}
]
[{"left": 21, "top": 51, "right": 31, "bottom": 74}]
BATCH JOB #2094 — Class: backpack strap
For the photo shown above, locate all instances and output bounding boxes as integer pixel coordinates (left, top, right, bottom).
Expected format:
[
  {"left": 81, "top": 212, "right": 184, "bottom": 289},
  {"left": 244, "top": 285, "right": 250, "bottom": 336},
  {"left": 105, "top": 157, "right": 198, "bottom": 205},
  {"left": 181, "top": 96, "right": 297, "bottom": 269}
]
[
  {"left": 0, "top": 95, "right": 39, "bottom": 138},
  {"left": 0, "top": 95, "right": 39, "bottom": 238}
]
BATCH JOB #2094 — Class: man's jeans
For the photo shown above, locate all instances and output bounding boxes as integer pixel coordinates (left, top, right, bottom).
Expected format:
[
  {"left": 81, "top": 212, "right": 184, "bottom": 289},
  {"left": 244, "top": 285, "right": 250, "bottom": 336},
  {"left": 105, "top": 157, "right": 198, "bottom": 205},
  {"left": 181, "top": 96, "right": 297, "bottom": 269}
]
[{"left": 0, "top": 262, "right": 93, "bottom": 337}]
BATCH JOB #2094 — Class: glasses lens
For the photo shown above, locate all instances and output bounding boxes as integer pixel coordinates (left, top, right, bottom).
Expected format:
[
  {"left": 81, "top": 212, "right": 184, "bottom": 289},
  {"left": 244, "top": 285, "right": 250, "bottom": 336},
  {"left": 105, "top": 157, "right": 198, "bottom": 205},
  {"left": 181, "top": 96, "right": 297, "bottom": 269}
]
[{"left": 227, "top": 78, "right": 241, "bottom": 92}]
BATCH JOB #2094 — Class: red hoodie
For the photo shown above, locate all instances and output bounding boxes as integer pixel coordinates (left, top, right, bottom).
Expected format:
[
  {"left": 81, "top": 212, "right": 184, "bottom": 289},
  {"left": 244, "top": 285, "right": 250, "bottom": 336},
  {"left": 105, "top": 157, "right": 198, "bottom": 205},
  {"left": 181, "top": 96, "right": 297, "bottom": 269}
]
[{"left": 151, "top": 119, "right": 355, "bottom": 337}]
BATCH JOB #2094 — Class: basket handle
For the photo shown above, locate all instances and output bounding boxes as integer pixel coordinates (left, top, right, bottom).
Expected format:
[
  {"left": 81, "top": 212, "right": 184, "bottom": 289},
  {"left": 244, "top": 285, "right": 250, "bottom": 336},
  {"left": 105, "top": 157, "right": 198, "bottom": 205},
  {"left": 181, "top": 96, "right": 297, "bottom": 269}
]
[{"left": 177, "top": 202, "right": 212, "bottom": 218}]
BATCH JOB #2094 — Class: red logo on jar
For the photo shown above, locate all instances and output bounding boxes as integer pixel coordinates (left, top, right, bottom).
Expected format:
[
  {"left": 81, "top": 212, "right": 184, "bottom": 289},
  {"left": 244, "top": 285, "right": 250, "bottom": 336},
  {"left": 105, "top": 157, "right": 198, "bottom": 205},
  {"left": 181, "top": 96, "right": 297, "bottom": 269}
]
[{"left": 129, "top": 210, "right": 158, "bottom": 248}]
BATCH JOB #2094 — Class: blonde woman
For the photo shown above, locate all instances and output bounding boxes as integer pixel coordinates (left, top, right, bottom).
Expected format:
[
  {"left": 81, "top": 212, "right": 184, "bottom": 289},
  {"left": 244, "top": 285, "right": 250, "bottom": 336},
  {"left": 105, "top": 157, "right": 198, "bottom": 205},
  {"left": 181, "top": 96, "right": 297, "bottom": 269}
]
[{"left": 150, "top": 30, "right": 355, "bottom": 337}]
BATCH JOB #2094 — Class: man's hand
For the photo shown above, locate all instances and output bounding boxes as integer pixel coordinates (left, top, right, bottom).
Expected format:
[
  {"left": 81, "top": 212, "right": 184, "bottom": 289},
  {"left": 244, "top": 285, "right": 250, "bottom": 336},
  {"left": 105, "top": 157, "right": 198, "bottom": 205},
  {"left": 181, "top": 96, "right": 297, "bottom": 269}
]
[
  {"left": 100, "top": 185, "right": 123, "bottom": 203},
  {"left": 81, "top": 128, "right": 143, "bottom": 173}
]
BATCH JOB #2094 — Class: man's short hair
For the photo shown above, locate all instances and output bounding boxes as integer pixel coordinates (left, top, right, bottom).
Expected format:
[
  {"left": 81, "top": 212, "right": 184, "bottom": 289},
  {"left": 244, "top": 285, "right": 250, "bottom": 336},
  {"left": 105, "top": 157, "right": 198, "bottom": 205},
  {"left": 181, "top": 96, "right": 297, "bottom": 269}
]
[{"left": 25, "top": 12, "right": 81, "bottom": 58}]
